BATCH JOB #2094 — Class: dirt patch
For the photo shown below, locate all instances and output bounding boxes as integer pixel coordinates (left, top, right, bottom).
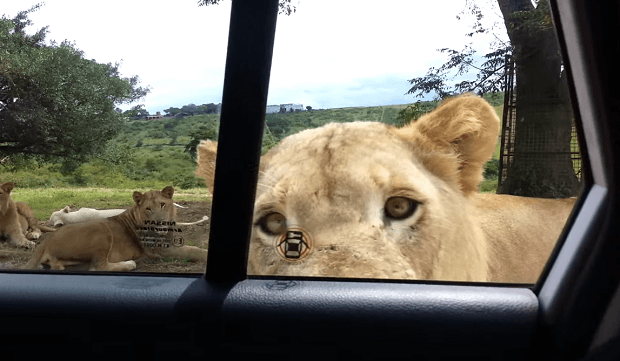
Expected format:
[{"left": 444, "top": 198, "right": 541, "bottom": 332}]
[{"left": 0, "top": 201, "right": 211, "bottom": 274}]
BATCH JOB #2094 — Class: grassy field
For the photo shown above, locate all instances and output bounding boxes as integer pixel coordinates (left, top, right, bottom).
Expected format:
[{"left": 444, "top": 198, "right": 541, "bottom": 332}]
[{"left": 10, "top": 187, "right": 210, "bottom": 221}]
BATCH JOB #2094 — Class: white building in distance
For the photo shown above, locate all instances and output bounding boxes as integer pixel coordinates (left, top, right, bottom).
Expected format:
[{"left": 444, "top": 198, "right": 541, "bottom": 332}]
[
  {"left": 266, "top": 103, "right": 304, "bottom": 113},
  {"left": 266, "top": 105, "right": 281, "bottom": 113}
]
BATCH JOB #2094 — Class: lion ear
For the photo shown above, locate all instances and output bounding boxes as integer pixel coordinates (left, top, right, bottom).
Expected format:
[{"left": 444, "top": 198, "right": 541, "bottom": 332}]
[
  {"left": 196, "top": 139, "right": 272, "bottom": 197},
  {"left": 196, "top": 140, "right": 218, "bottom": 196},
  {"left": 63, "top": 206, "right": 70, "bottom": 213},
  {"left": 161, "top": 186, "right": 174, "bottom": 199},
  {"left": 395, "top": 94, "right": 500, "bottom": 195},
  {"left": 133, "top": 191, "right": 143, "bottom": 205},
  {"left": 1, "top": 182, "right": 15, "bottom": 193}
]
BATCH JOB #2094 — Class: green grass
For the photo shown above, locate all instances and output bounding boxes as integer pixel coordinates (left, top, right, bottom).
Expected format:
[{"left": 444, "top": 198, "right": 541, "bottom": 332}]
[
  {"left": 161, "top": 257, "right": 193, "bottom": 264},
  {"left": 10, "top": 187, "right": 210, "bottom": 221}
]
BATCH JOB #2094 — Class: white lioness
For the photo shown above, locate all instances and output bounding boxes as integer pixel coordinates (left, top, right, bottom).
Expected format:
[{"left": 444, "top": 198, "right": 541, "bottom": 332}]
[
  {"left": 24, "top": 186, "right": 208, "bottom": 271},
  {"left": 48, "top": 205, "right": 208, "bottom": 227},
  {"left": 196, "top": 94, "right": 576, "bottom": 283},
  {"left": 48, "top": 206, "right": 127, "bottom": 226},
  {"left": 1, "top": 182, "right": 56, "bottom": 248}
]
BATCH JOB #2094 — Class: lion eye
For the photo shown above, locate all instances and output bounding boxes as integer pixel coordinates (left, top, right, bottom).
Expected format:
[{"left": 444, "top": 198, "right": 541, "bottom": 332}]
[
  {"left": 160, "top": 203, "right": 165, "bottom": 208},
  {"left": 146, "top": 207, "right": 152, "bottom": 213},
  {"left": 259, "top": 212, "right": 287, "bottom": 235},
  {"left": 384, "top": 197, "right": 418, "bottom": 220}
]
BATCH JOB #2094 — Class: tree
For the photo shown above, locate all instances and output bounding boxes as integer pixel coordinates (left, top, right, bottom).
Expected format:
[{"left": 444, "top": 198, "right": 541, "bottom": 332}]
[
  {"left": 0, "top": 4, "right": 150, "bottom": 166},
  {"left": 185, "top": 124, "right": 218, "bottom": 161},
  {"left": 163, "top": 107, "right": 181, "bottom": 116},
  {"left": 265, "top": 115, "right": 289, "bottom": 137},
  {"left": 123, "top": 105, "right": 150, "bottom": 120},
  {"left": 197, "top": 0, "right": 297, "bottom": 16},
  {"left": 395, "top": 101, "right": 438, "bottom": 127},
  {"left": 198, "top": 105, "right": 209, "bottom": 114},
  {"left": 306, "top": 106, "right": 312, "bottom": 111},
  {"left": 406, "top": 0, "right": 579, "bottom": 198},
  {"left": 203, "top": 103, "right": 218, "bottom": 114},
  {"left": 181, "top": 103, "right": 199, "bottom": 115}
]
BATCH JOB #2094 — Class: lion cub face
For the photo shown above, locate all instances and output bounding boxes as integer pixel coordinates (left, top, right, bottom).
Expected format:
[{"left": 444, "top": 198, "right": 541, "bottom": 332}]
[{"left": 197, "top": 95, "right": 500, "bottom": 281}]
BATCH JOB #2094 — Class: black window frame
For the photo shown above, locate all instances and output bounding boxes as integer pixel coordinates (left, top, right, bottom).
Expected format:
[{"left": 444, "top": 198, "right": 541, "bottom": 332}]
[{"left": 1, "top": 1, "right": 619, "bottom": 359}]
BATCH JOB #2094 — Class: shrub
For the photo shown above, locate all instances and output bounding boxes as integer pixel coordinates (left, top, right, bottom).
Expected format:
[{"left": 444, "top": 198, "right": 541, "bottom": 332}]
[
  {"left": 172, "top": 173, "right": 199, "bottom": 190},
  {"left": 483, "top": 159, "right": 500, "bottom": 180}
]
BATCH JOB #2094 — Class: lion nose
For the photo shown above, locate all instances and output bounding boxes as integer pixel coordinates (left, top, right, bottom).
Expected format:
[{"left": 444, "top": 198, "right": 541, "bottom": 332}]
[{"left": 367, "top": 220, "right": 384, "bottom": 239}]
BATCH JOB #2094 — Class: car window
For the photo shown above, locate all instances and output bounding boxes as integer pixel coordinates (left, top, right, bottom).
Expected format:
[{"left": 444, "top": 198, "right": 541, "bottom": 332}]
[
  {"left": 2, "top": 1, "right": 581, "bottom": 282},
  {"left": 0, "top": 0, "right": 227, "bottom": 274},
  {"left": 198, "top": 0, "right": 581, "bottom": 283}
]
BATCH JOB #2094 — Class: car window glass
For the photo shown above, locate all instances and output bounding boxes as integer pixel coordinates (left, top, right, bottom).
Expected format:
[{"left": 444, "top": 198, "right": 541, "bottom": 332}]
[
  {"left": 204, "top": 0, "right": 581, "bottom": 283},
  {"left": 0, "top": 0, "right": 227, "bottom": 274},
  {"left": 2, "top": 1, "right": 582, "bottom": 281}
]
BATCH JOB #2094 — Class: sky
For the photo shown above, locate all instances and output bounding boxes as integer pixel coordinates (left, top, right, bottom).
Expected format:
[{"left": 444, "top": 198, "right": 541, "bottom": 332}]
[{"left": 2, "top": 0, "right": 508, "bottom": 113}]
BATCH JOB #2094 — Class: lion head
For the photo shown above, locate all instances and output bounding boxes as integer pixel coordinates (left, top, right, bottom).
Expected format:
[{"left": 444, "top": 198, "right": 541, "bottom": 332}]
[
  {"left": 131, "top": 186, "right": 177, "bottom": 234},
  {"left": 197, "top": 95, "right": 503, "bottom": 281},
  {"left": 0, "top": 182, "right": 15, "bottom": 216}
]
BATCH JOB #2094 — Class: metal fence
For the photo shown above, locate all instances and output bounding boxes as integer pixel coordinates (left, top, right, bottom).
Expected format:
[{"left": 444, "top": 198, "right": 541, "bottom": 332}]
[{"left": 498, "top": 56, "right": 582, "bottom": 188}]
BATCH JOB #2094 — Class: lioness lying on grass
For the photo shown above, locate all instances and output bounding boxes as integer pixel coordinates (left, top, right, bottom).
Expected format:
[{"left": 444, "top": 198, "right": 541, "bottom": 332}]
[
  {"left": 196, "top": 94, "right": 575, "bottom": 283},
  {"left": 1, "top": 182, "right": 56, "bottom": 249},
  {"left": 47, "top": 206, "right": 127, "bottom": 226},
  {"left": 24, "top": 186, "right": 208, "bottom": 271}
]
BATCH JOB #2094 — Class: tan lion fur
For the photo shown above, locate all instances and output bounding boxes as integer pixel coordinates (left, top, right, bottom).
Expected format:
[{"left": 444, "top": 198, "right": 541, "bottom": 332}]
[
  {"left": 24, "top": 186, "right": 208, "bottom": 271},
  {"left": 1, "top": 182, "right": 56, "bottom": 249},
  {"left": 196, "top": 94, "right": 576, "bottom": 283}
]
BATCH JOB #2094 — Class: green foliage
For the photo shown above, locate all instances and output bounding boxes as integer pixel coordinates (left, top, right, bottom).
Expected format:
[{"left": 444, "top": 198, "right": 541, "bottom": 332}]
[
  {"left": 0, "top": 5, "right": 150, "bottom": 165},
  {"left": 163, "top": 107, "right": 181, "bottom": 116},
  {"left": 184, "top": 120, "right": 218, "bottom": 160},
  {"left": 483, "top": 159, "right": 500, "bottom": 180},
  {"left": 395, "top": 101, "right": 439, "bottom": 126},
  {"left": 0, "top": 153, "right": 44, "bottom": 173},
  {"left": 123, "top": 104, "right": 150, "bottom": 119},
  {"left": 95, "top": 140, "right": 136, "bottom": 168},
  {"left": 479, "top": 179, "right": 498, "bottom": 193},
  {"left": 197, "top": 0, "right": 297, "bottom": 16},
  {"left": 180, "top": 104, "right": 199, "bottom": 115},
  {"left": 406, "top": 43, "right": 511, "bottom": 100},
  {"left": 162, "top": 257, "right": 192, "bottom": 264},
  {"left": 169, "top": 133, "right": 178, "bottom": 145},
  {"left": 482, "top": 92, "right": 505, "bottom": 107},
  {"left": 172, "top": 173, "right": 201, "bottom": 190},
  {"left": 262, "top": 124, "right": 280, "bottom": 154},
  {"left": 164, "top": 119, "right": 180, "bottom": 130}
]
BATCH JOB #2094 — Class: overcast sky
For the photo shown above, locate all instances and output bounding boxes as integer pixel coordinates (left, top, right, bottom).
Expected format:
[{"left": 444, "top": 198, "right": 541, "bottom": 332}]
[{"left": 3, "top": 0, "right": 507, "bottom": 113}]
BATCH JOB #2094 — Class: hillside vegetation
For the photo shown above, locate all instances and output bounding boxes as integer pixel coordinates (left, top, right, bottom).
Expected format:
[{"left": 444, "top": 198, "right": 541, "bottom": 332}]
[{"left": 1, "top": 96, "right": 504, "bottom": 197}]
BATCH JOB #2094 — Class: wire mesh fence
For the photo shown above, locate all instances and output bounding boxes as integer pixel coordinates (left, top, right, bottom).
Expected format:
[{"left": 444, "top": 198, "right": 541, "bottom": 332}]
[{"left": 498, "top": 56, "right": 582, "bottom": 189}]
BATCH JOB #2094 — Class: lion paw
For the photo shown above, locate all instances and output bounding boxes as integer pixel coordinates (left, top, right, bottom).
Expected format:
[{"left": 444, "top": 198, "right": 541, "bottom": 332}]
[
  {"left": 22, "top": 240, "right": 36, "bottom": 249},
  {"left": 125, "top": 260, "right": 137, "bottom": 270},
  {"left": 27, "top": 230, "right": 41, "bottom": 240}
]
